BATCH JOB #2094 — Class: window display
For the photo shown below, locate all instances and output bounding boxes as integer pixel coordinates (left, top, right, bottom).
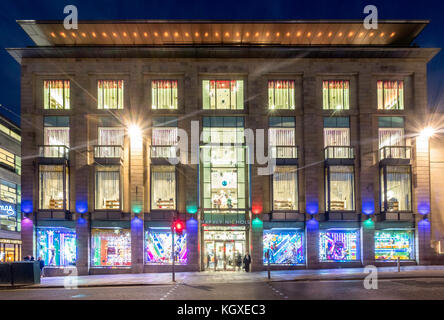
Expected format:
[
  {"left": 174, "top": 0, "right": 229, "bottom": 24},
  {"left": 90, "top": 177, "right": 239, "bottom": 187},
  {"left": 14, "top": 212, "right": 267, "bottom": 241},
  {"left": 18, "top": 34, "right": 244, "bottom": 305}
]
[
  {"left": 151, "top": 166, "right": 176, "bottom": 210},
  {"left": 39, "top": 165, "right": 68, "bottom": 210},
  {"left": 319, "top": 229, "right": 359, "bottom": 262},
  {"left": 202, "top": 80, "right": 244, "bottom": 110},
  {"left": 263, "top": 229, "right": 304, "bottom": 265},
  {"left": 375, "top": 230, "right": 414, "bottom": 260},
  {"left": 37, "top": 227, "right": 76, "bottom": 266},
  {"left": 381, "top": 166, "right": 411, "bottom": 212},
  {"left": 145, "top": 228, "right": 187, "bottom": 264},
  {"left": 91, "top": 228, "right": 131, "bottom": 267},
  {"left": 326, "top": 165, "right": 355, "bottom": 211}
]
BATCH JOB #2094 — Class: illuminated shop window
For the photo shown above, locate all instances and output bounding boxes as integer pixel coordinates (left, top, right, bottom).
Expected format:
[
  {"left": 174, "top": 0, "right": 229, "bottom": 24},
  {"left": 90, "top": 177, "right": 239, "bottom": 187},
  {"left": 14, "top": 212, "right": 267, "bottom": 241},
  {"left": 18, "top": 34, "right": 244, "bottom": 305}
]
[
  {"left": 319, "top": 229, "right": 359, "bottom": 262},
  {"left": 39, "top": 165, "right": 69, "bottom": 210},
  {"left": 145, "top": 228, "right": 187, "bottom": 265},
  {"left": 44, "top": 80, "right": 70, "bottom": 110},
  {"left": 95, "top": 166, "right": 120, "bottom": 210},
  {"left": 380, "top": 166, "right": 412, "bottom": 212},
  {"left": 0, "top": 180, "right": 19, "bottom": 232},
  {"left": 202, "top": 80, "right": 244, "bottom": 110},
  {"left": 269, "top": 117, "right": 296, "bottom": 158},
  {"left": 97, "top": 80, "right": 124, "bottom": 109},
  {"left": 377, "top": 80, "right": 404, "bottom": 110},
  {"left": 375, "top": 230, "right": 415, "bottom": 261},
  {"left": 151, "top": 80, "right": 178, "bottom": 109},
  {"left": 151, "top": 117, "right": 178, "bottom": 158},
  {"left": 322, "top": 80, "right": 350, "bottom": 110},
  {"left": 325, "top": 165, "right": 355, "bottom": 211},
  {"left": 91, "top": 228, "right": 131, "bottom": 267},
  {"left": 151, "top": 166, "right": 176, "bottom": 210},
  {"left": 37, "top": 227, "right": 76, "bottom": 266},
  {"left": 263, "top": 229, "right": 304, "bottom": 265},
  {"left": 272, "top": 166, "right": 298, "bottom": 211},
  {"left": 268, "top": 80, "right": 295, "bottom": 110}
]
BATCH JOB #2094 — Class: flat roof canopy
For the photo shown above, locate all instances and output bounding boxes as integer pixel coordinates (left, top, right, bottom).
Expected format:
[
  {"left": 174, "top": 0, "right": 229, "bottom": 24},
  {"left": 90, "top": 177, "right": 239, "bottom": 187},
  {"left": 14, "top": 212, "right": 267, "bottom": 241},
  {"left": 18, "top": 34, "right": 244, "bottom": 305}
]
[{"left": 17, "top": 20, "right": 428, "bottom": 47}]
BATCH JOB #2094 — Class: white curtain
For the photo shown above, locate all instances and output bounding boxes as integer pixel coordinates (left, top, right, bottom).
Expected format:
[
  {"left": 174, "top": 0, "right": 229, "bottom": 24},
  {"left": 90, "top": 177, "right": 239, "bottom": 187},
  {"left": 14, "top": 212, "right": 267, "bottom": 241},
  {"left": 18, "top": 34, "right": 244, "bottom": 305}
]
[
  {"left": 40, "top": 166, "right": 64, "bottom": 209},
  {"left": 152, "top": 170, "right": 176, "bottom": 209},
  {"left": 386, "top": 167, "right": 411, "bottom": 211},
  {"left": 324, "top": 128, "right": 350, "bottom": 158},
  {"left": 152, "top": 128, "right": 178, "bottom": 145},
  {"left": 45, "top": 127, "right": 69, "bottom": 146},
  {"left": 99, "top": 127, "right": 124, "bottom": 145},
  {"left": 95, "top": 170, "right": 120, "bottom": 209},
  {"left": 329, "top": 166, "right": 354, "bottom": 210},
  {"left": 273, "top": 166, "right": 297, "bottom": 210},
  {"left": 379, "top": 128, "right": 404, "bottom": 158}
]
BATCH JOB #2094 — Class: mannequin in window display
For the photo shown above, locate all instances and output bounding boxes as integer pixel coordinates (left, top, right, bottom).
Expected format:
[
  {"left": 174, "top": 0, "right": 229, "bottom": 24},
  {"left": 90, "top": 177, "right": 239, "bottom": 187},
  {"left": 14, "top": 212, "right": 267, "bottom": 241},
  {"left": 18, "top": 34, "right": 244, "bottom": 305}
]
[{"left": 49, "top": 246, "right": 56, "bottom": 265}]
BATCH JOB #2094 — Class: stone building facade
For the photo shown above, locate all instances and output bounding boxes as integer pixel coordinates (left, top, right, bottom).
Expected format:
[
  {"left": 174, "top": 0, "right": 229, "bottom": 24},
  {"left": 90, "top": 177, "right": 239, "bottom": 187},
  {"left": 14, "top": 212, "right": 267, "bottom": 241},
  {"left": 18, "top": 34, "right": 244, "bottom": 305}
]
[{"left": 8, "top": 20, "right": 442, "bottom": 275}]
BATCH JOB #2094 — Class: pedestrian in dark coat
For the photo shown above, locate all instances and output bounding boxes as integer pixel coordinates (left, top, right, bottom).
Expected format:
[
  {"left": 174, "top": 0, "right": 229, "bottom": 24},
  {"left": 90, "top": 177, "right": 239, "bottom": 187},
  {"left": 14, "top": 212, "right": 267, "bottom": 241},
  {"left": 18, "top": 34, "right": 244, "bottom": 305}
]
[
  {"left": 37, "top": 257, "right": 45, "bottom": 277},
  {"left": 243, "top": 253, "right": 251, "bottom": 272}
]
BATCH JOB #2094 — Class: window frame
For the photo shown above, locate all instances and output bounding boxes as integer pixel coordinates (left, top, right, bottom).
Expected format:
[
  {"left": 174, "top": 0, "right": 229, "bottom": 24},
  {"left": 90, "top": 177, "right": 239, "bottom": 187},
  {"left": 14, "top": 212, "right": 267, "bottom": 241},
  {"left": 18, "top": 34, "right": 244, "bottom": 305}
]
[
  {"left": 94, "top": 165, "right": 122, "bottom": 211},
  {"left": 377, "top": 80, "right": 405, "bottom": 110},
  {"left": 322, "top": 80, "right": 350, "bottom": 110},
  {"left": 202, "top": 79, "right": 245, "bottom": 110},
  {"left": 38, "top": 164, "right": 69, "bottom": 211},
  {"left": 97, "top": 80, "right": 125, "bottom": 110},
  {"left": 325, "top": 165, "right": 356, "bottom": 212},
  {"left": 151, "top": 80, "right": 179, "bottom": 110},
  {"left": 380, "top": 165, "right": 412, "bottom": 213},
  {"left": 150, "top": 165, "right": 177, "bottom": 211},
  {"left": 271, "top": 165, "right": 299, "bottom": 212},
  {"left": 43, "top": 80, "right": 70, "bottom": 110},
  {"left": 268, "top": 80, "right": 296, "bottom": 110}
]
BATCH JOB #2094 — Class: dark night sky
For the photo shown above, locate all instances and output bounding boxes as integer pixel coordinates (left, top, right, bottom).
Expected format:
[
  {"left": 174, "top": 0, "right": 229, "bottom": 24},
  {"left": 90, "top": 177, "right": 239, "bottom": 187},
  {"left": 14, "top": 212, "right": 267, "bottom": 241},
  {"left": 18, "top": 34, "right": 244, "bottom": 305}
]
[{"left": 0, "top": 0, "right": 443, "bottom": 126}]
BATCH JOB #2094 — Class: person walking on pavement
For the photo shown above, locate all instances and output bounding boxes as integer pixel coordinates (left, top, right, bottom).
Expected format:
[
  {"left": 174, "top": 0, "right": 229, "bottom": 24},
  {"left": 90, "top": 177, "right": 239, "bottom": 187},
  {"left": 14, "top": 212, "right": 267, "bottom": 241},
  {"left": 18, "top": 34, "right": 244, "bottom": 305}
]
[
  {"left": 243, "top": 252, "right": 251, "bottom": 272},
  {"left": 236, "top": 253, "right": 242, "bottom": 271},
  {"left": 37, "top": 257, "right": 45, "bottom": 278}
]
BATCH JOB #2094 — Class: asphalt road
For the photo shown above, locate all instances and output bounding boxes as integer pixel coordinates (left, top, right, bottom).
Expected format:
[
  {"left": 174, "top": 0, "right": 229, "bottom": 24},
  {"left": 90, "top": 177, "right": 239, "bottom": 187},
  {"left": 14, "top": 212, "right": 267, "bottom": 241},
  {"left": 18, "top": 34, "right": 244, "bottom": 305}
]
[{"left": 1, "top": 278, "right": 444, "bottom": 300}]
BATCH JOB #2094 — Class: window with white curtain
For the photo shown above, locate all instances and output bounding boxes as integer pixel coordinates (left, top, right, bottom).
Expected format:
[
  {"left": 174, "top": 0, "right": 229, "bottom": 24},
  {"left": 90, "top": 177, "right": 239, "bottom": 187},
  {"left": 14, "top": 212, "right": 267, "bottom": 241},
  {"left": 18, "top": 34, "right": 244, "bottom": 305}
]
[
  {"left": 268, "top": 80, "right": 295, "bottom": 110},
  {"left": 326, "top": 165, "right": 355, "bottom": 211},
  {"left": 272, "top": 166, "right": 298, "bottom": 211},
  {"left": 151, "top": 166, "right": 176, "bottom": 210},
  {"left": 97, "top": 127, "right": 124, "bottom": 158},
  {"left": 95, "top": 166, "right": 120, "bottom": 210},
  {"left": 378, "top": 128, "right": 404, "bottom": 148},
  {"left": 44, "top": 80, "right": 70, "bottom": 110},
  {"left": 377, "top": 80, "right": 404, "bottom": 110},
  {"left": 151, "top": 80, "right": 178, "bottom": 110},
  {"left": 322, "top": 80, "right": 350, "bottom": 110},
  {"left": 381, "top": 166, "right": 411, "bottom": 212},
  {"left": 269, "top": 117, "right": 296, "bottom": 158},
  {"left": 97, "top": 80, "right": 124, "bottom": 109},
  {"left": 39, "top": 165, "right": 68, "bottom": 210}
]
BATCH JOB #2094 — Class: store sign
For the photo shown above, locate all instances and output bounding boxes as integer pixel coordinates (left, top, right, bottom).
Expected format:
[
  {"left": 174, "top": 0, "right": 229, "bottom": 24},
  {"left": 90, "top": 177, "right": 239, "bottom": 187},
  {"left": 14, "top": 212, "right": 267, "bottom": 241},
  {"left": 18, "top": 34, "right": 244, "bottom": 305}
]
[{"left": 0, "top": 201, "right": 15, "bottom": 217}]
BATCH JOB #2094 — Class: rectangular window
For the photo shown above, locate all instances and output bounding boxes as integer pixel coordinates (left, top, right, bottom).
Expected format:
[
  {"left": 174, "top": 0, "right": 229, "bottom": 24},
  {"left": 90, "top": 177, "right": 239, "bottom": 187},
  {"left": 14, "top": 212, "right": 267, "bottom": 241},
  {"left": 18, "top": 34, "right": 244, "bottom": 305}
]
[
  {"left": 37, "top": 227, "right": 76, "bottom": 266},
  {"left": 263, "top": 229, "right": 304, "bottom": 265},
  {"left": 0, "top": 147, "right": 17, "bottom": 172},
  {"left": 39, "top": 165, "right": 68, "bottom": 210},
  {"left": 202, "top": 117, "right": 245, "bottom": 144},
  {"left": 145, "top": 228, "right": 187, "bottom": 265},
  {"left": 375, "top": 230, "right": 415, "bottom": 260},
  {"left": 326, "top": 165, "right": 355, "bottom": 211},
  {"left": 0, "top": 180, "right": 19, "bottom": 232},
  {"left": 151, "top": 166, "right": 176, "bottom": 210},
  {"left": 268, "top": 80, "right": 295, "bottom": 110},
  {"left": 96, "top": 127, "right": 124, "bottom": 158},
  {"left": 322, "top": 80, "right": 350, "bottom": 110},
  {"left": 202, "top": 80, "right": 244, "bottom": 110},
  {"left": 95, "top": 166, "right": 120, "bottom": 210},
  {"left": 269, "top": 117, "right": 296, "bottom": 158},
  {"left": 151, "top": 117, "right": 178, "bottom": 158},
  {"left": 319, "top": 229, "right": 359, "bottom": 262},
  {"left": 381, "top": 166, "right": 412, "bottom": 212},
  {"left": 377, "top": 80, "right": 404, "bottom": 110},
  {"left": 97, "top": 80, "right": 124, "bottom": 109},
  {"left": 44, "top": 80, "right": 70, "bottom": 109},
  {"left": 152, "top": 80, "right": 178, "bottom": 109},
  {"left": 0, "top": 123, "right": 20, "bottom": 142},
  {"left": 272, "top": 166, "right": 298, "bottom": 211},
  {"left": 91, "top": 228, "right": 131, "bottom": 267}
]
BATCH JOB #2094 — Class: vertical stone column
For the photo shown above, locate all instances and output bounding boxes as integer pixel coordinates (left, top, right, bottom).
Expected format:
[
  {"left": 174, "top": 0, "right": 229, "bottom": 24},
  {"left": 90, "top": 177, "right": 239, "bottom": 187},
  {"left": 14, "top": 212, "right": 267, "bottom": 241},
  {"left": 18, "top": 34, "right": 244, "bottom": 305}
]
[
  {"left": 306, "top": 217, "right": 319, "bottom": 269},
  {"left": 21, "top": 217, "right": 34, "bottom": 258},
  {"left": 361, "top": 217, "right": 375, "bottom": 266},
  {"left": 76, "top": 216, "right": 90, "bottom": 275},
  {"left": 250, "top": 215, "right": 263, "bottom": 271}
]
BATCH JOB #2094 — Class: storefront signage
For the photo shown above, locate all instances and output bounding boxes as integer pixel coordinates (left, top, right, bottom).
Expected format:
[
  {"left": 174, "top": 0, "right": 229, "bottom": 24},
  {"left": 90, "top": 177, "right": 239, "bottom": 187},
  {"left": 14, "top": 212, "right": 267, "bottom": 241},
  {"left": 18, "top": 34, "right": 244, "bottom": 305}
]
[
  {"left": 201, "top": 219, "right": 249, "bottom": 225},
  {"left": 0, "top": 201, "right": 15, "bottom": 217},
  {"left": 0, "top": 239, "right": 22, "bottom": 245}
]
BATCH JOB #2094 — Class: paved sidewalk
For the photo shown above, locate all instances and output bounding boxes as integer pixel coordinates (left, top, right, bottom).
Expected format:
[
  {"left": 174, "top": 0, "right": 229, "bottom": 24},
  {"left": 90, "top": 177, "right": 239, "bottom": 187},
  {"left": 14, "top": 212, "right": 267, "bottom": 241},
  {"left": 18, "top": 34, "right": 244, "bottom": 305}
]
[{"left": 3, "top": 265, "right": 444, "bottom": 289}]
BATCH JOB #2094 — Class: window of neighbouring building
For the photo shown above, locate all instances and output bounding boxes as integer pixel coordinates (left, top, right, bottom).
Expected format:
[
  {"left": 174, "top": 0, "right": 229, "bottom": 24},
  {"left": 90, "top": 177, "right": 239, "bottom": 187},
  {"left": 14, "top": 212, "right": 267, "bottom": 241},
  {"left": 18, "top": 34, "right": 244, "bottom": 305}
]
[
  {"left": 325, "top": 165, "right": 355, "bottom": 211},
  {"left": 380, "top": 166, "right": 412, "bottom": 212},
  {"left": 272, "top": 166, "right": 298, "bottom": 211},
  {"left": 269, "top": 117, "right": 296, "bottom": 158},
  {"left": 202, "top": 80, "right": 244, "bottom": 110},
  {"left": 319, "top": 229, "right": 359, "bottom": 262},
  {"left": 91, "top": 228, "right": 131, "bottom": 267},
  {"left": 322, "top": 80, "right": 350, "bottom": 110},
  {"left": 151, "top": 80, "right": 178, "bottom": 110},
  {"left": 43, "top": 80, "right": 70, "bottom": 110},
  {"left": 374, "top": 229, "right": 415, "bottom": 261},
  {"left": 97, "top": 80, "right": 124, "bottom": 109},
  {"left": 39, "top": 165, "right": 69, "bottom": 210},
  {"left": 0, "top": 180, "right": 19, "bottom": 232},
  {"left": 145, "top": 228, "right": 187, "bottom": 265},
  {"left": 0, "top": 123, "right": 21, "bottom": 142},
  {"left": 151, "top": 117, "right": 178, "bottom": 158},
  {"left": 37, "top": 227, "right": 76, "bottom": 266},
  {"left": 0, "top": 147, "right": 19, "bottom": 173},
  {"left": 263, "top": 229, "right": 304, "bottom": 265},
  {"left": 95, "top": 166, "right": 120, "bottom": 210},
  {"left": 151, "top": 166, "right": 176, "bottom": 210},
  {"left": 268, "top": 80, "right": 295, "bottom": 110},
  {"left": 377, "top": 80, "right": 404, "bottom": 110}
]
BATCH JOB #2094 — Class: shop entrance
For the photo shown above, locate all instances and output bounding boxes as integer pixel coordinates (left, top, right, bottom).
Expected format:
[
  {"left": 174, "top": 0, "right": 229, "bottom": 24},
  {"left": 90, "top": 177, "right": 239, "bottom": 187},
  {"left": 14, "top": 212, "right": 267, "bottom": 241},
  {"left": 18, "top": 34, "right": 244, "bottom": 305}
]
[{"left": 203, "top": 226, "right": 246, "bottom": 271}]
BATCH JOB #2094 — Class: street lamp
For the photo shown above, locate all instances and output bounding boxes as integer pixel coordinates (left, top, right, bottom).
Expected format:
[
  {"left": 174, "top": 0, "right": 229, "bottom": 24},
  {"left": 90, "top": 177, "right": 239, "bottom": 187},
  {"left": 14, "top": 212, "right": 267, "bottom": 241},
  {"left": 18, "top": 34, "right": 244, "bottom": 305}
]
[
  {"left": 420, "top": 126, "right": 436, "bottom": 139},
  {"left": 128, "top": 124, "right": 142, "bottom": 140}
]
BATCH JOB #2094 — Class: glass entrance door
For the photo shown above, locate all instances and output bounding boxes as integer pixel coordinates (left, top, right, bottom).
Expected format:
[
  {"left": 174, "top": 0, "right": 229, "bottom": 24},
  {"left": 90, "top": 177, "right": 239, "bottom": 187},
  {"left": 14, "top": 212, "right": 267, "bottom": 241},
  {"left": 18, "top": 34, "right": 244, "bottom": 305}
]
[
  {"left": 204, "top": 240, "right": 245, "bottom": 271},
  {"left": 215, "top": 241, "right": 225, "bottom": 271}
]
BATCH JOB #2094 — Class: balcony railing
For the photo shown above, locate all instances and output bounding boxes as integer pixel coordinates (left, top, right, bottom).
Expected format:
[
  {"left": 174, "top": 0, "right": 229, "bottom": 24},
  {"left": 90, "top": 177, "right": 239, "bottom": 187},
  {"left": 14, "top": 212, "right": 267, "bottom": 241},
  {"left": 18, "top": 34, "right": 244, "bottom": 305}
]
[
  {"left": 38, "top": 145, "right": 69, "bottom": 159},
  {"left": 94, "top": 145, "right": 123, "bottom": 159},
  {"left": 270, "top": 146, "right": 298, "bottom": 159},
  {"left": 379, "top": 146, "right": 412, "bottom": 161},
  {"left": 324, "top": 146, "right": 355, "bottom": 160},
  {"left": 150, "top": 145, "right": 178, "bottom": 159}
]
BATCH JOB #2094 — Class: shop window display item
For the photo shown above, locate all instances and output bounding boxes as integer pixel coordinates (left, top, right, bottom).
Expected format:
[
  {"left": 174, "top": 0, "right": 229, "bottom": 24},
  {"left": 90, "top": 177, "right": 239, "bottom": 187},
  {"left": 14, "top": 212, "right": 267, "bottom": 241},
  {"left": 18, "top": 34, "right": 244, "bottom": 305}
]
[
  {"left": 91, "top": 228, "right": 131, "bottom": 267},
  {"left": 37, "top": 228, "right": 76, "bottom": 266},
  {"left": 263, "top": 229, "right": 304, "bottom": 265},
  {"left": 145, "top": 229, "right": 187, "bottom": 264},
  {"left": 319, "top": 230, "right": 359, "bottom": 262},
  {"left": 375, "top": 230, "right": 414, "bottom": 260}
]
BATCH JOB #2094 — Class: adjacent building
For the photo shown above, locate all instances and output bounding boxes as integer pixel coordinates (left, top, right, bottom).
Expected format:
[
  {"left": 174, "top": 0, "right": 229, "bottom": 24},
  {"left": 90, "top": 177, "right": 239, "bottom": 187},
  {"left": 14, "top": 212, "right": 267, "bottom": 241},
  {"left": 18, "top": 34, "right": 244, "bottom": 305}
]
[
  {"left": 0, "top": 116, "right": 21, "bottom": 262},
  {"left": 8, "top": 20, "right": 442, "bottom": 275}
]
